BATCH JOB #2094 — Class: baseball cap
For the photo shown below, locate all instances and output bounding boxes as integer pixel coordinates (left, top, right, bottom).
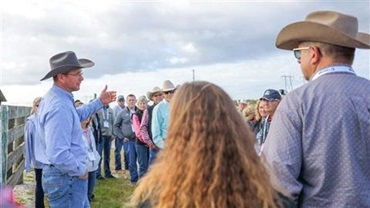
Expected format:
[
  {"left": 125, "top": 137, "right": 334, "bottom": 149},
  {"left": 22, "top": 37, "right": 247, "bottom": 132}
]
[
  {"left": 117, "top": 95, "right": 125, "bottom": 102},
  {"left": 259, "top": 89, "right": 281, "bottom": 101}
]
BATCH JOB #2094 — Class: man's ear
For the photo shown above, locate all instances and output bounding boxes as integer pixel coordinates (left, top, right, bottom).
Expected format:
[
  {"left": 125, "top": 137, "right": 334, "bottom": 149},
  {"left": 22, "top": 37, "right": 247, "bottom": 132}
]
[{"left": 310, "top": 46, "right": 322, "bottom": 65}]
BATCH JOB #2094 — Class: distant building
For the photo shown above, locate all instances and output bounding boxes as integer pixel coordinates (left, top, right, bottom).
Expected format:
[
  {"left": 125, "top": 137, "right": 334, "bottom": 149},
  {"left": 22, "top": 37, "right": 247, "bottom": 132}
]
[{"left": 0, "top": 90, "right": 6, "bottom": 105}]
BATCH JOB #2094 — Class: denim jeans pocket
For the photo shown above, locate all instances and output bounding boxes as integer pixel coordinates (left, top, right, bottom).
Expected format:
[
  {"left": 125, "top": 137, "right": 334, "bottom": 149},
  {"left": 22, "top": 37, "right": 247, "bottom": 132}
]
[{"left": 42, "top": 166, "right": 71, "bottom": 201}]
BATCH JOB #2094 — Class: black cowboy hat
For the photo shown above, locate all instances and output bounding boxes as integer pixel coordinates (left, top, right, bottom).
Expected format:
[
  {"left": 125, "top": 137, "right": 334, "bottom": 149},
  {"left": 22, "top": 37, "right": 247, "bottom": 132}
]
[{"left": 40, "top": 51, "right": 94, "bottom": 81}]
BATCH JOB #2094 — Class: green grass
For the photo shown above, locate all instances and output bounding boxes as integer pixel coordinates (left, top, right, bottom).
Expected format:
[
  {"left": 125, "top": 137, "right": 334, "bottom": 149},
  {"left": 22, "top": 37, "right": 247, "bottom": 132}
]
[
  {"left": 92, "top": 150, "right": 135, "bottom": 208},
  {"left": 91, "top": 170, "right": 135, "bottom": 208}
]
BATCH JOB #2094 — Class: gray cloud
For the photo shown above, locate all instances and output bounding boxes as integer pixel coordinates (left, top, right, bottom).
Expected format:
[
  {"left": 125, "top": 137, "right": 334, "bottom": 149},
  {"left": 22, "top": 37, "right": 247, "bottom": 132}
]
[{"left": 1, "top": 1, "right": 369, "bottom": 104}]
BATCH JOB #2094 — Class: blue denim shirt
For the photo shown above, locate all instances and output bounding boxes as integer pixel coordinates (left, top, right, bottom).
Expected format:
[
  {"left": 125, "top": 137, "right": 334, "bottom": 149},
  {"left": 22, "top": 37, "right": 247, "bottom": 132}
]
[
  {"left": 35, "top": 85, "right": 103, "bottom": 176},
  {"left": 151, "top": 100, "right": 169, "bottom": 149},
  {"left": 24, "top": 114, "right": 44, "bottom": 172}
]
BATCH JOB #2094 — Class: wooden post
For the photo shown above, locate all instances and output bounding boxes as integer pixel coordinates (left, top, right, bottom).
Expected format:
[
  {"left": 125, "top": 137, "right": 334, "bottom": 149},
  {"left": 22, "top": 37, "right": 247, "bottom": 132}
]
[
  {"left": 0, "top": 90, "right": 7, "bottom": 185},
  {"left": 6, "top": 106, "right": 30, "bottom": 187}
]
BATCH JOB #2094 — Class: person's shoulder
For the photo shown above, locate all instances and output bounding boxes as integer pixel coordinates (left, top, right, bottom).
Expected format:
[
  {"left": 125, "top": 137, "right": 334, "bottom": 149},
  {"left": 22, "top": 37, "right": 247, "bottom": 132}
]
[
  {"left": 147, "top": 104, "right": 155, "bottom": 110},
  {"left": 153, "top": 103, "right": 163, "bottom": 112},
  {"left": 118, "top": 108, "right": 130, "bottom": 116},
  {"left": 26, "top": 115, "right": 37, "bottom": 129},
  {"left": 27, "top": 114, "right": 36, "bottom": 121},
  {"left": 157, "top": 100, "right": 168, "bottom": 108},
  {"left": 351, "top": 75, "right": 370, "bottom": 87},
  {"left": 41, "top": 98, "right": 72, "bottom": 114}
]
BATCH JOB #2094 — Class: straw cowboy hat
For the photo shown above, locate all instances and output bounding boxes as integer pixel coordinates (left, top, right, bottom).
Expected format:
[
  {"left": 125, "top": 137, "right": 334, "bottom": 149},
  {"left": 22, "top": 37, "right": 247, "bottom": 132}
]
[
  {"left": 147, "top": 86, "right": 163, "bottom": 101},
  {"left": 239, "top": 99, "right": 248, "bottom": 105},
  {"left": 276, "top": 10, "right": 370, "bottom": 50},
  {"left": 161, "top": 80, "right": 176, "bottom": 92},
  {"left": 40, "top": 51, "right": 94, "bottom": 81}
]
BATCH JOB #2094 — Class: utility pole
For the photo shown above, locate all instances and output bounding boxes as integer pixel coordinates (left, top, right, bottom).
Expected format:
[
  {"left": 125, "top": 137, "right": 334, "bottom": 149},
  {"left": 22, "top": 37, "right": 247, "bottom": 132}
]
[
  {"left": 192, "top": 69, "right": 195, "bottom": 81},
  {"left": 281, "top": 75, "right": 294, "bottom": 92}
]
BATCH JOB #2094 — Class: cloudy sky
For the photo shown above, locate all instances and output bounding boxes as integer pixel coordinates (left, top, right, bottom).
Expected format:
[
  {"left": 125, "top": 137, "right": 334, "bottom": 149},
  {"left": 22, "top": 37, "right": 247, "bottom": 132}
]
[{"left": 1, "top": 0, "right": 369, "bottom": 106}]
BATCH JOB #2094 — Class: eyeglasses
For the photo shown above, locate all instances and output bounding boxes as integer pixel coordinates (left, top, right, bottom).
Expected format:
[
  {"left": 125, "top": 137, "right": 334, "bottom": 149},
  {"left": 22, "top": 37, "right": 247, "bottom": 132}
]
[
  {"left": 163, "top": 90, "right": 175, "bottom": 94},
  {"left": 293, "top": 47, "right": 310, "bottom": 59},
  {"left": 64, "top": 72, "right": 84, "bottom": 77}
]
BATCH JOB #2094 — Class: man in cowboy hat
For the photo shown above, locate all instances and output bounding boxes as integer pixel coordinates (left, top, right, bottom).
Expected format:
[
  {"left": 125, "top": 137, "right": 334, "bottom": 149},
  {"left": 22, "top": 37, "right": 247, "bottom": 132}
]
[
  {"left": 34, "top": 51, "right": 117, "bottom": 207},
  {"left": 262, "top": 11, "right": 370, "bottom": 207},
  {"left": 151, "top": 80, "right": 176, "bottom": 150},
  {"left": 140, "top": 86, "right": 162, "bottom": 164},
  {"left": 237, "top": 99, "right": 248, "bottom": 113}
]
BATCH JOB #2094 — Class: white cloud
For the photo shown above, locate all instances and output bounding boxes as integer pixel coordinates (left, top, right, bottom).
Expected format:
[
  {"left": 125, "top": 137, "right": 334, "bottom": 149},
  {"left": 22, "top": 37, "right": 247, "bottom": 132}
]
[{"left": 1, "top": 0, "right": 369, "bottom": 106}]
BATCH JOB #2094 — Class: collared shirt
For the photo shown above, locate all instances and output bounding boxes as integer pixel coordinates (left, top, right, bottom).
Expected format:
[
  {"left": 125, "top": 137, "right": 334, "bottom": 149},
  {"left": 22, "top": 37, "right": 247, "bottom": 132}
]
[
  {"left": 151, "top": 100, "right": 170, "bottom": 149},
  {"left": 263, "top": 71, "right": 370, "bottom": 207},
  {"left": 35, "top": 84, "right": 103, "bottom": 176},
  {"left": 24, "top": 114, "right": 44, "bottom": 172}
]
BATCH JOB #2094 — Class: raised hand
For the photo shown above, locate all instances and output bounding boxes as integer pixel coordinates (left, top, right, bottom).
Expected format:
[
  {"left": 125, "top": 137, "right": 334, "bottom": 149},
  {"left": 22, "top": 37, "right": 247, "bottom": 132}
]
[{"left": 99, "top": 85, "right": 117, "bottom": 105}]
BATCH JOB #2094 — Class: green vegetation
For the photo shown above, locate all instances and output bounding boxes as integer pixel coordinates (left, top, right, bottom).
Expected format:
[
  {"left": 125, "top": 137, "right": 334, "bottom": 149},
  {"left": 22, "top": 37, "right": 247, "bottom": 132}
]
[{"left": 92, "top": 170, "right": 135, "bottom": 208}]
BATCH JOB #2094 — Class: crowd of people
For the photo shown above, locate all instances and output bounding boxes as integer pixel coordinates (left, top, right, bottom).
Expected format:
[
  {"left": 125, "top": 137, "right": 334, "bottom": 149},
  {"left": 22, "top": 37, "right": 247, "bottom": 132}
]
[{"left": 20, "top": 10, "right": 369, "bottom": 208}]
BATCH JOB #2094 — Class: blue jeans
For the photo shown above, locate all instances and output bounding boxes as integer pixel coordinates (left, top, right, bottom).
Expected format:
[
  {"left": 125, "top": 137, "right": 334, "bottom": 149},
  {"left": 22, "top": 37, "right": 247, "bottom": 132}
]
[
  {"left": 123, "top": 141, "right": 130, "bottom": 170},
  {"left": 149, "top": 149, "right": 159, "bottom": 166},
  {"left": 135, "top": 143, "right": 149, "bottom": 178},
  {"left": 87, "top": 171, "right": 96, "bottom": 202},
  {"left": 115, "top": 138, "right": 130, "bottom": 170},
  {"left": 127, "top": 140, "right": 138, "bottom": 183},
  {"left": 42, "top": 165, "right": 89, "bottom": 208},
  {"left": 97, "top": 136, "right": 113, "bottom": 177}
]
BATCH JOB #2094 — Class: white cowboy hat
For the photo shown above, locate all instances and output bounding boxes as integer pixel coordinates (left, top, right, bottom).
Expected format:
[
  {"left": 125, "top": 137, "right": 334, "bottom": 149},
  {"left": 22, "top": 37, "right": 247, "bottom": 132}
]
[
  {"left": 146, "top": 86, "right": 163, "bottom": 101},
  {"left": 161, "top": 80, "right": 176, "bottom": 92},
  {"left": 276, "top": 10, "right": 370, "bottom": 50},
  {"left": 239, "top": 99, "right": 248, "bottom": 105},
  {"left": 41, "top": 51, "right": 94, "bottom": 81}
]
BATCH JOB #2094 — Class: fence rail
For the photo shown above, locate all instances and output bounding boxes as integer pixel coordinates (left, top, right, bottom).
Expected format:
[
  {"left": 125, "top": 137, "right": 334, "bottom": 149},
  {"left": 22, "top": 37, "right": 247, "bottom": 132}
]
[{"left": 1, "top": 105, "right": 31, "bottom": 187}]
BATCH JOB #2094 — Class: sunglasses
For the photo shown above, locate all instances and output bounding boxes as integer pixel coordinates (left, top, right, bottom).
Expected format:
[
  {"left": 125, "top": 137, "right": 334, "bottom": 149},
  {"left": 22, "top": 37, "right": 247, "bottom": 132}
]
[
  {"left": 153, "top": 93, "right": 162, "bottom": 97},
  {"left": 163, "top": 90, "right": 175, "bottom": 94},
  {"left": 293, "top": 47, "right": 310, "bottom": 59}
]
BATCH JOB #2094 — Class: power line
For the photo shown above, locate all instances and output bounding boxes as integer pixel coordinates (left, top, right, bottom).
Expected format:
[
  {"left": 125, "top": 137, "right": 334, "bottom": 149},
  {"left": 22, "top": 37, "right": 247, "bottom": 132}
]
[{"left": 281, "top": 75, "right": 294, "bottom": 92}]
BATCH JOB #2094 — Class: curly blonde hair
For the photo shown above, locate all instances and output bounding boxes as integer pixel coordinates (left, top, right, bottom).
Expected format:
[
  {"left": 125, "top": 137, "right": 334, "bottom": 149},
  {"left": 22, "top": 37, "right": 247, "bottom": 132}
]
[{"left": 131, "top": 81, "right": 279, "bottom": 208}]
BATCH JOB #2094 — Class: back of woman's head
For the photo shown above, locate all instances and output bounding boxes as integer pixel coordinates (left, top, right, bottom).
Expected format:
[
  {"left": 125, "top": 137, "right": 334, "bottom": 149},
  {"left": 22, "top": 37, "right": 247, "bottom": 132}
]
[{"left": 131, "top": 81, "right": 278, "bottom": 208}]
